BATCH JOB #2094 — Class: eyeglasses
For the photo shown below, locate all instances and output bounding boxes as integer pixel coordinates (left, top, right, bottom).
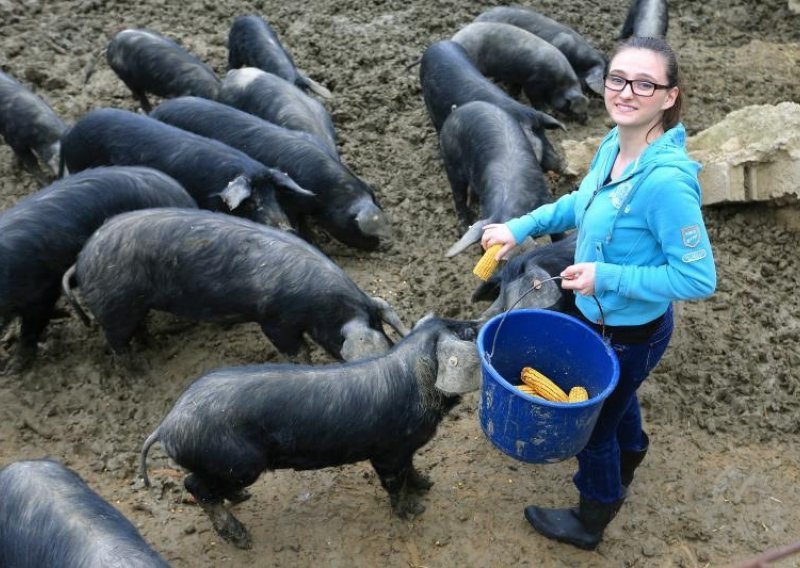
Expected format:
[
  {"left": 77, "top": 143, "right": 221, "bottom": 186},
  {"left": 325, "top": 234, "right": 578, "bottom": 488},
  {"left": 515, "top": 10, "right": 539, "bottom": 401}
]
[{"left": 604, "top": 74, "right": 672, "bottom": 97}]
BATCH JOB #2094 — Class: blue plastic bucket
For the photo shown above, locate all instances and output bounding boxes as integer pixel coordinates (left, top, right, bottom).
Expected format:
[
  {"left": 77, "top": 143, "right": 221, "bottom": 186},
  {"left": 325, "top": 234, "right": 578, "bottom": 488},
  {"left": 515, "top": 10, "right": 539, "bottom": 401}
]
[{"left": 477, "top": 309, "right": 620, "bottom": 464}]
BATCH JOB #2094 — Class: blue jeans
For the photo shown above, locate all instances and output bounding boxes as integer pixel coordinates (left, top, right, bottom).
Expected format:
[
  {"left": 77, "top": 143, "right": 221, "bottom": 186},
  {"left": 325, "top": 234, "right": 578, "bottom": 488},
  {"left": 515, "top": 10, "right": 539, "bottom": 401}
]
[{"left": 572, "top": 305, "right": 674, "bottom": 503}]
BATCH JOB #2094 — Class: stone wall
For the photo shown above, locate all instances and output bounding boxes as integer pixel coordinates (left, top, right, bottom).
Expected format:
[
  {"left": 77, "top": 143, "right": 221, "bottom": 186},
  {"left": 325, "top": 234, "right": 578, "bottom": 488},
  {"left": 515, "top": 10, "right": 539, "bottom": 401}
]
[{"left": 559, "top": 101, "right": 800, "bottom": 206}]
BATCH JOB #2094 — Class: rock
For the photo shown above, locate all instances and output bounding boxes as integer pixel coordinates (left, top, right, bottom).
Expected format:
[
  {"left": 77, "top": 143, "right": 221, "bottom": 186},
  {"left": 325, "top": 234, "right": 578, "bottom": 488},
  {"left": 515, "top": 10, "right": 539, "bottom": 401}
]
[
  {"left": 560, "top": 102, "right": 800, "bottom": 207},
  {"left": 790, "top": 0, "right": 800, "bottom": 14},
  {"left": 559, "top": 137, "right": 602, "bottom": 179},
  {"left": 688, "top": 101, "right": 800, "bottom": 205}
]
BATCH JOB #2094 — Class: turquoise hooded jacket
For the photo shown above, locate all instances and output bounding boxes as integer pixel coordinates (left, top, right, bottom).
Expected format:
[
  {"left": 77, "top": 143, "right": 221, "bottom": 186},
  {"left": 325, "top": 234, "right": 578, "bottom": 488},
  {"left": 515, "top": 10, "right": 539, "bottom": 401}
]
[{"left": 505, "top": 123, "right": 717, "bottom": 326}]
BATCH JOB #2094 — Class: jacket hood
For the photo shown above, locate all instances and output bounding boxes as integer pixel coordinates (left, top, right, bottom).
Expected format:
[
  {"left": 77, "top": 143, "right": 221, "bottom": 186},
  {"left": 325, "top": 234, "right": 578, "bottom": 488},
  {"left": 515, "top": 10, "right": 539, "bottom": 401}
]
[{"left": 593, "top": 123, "right": 701, "bottom": 180}]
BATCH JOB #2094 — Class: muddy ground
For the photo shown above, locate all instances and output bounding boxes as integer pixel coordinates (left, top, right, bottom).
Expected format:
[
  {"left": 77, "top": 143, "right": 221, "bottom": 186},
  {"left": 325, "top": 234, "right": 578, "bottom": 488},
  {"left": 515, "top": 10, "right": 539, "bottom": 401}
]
[{"left": 2, "top": 0, "right": 800, "bottom": 566}]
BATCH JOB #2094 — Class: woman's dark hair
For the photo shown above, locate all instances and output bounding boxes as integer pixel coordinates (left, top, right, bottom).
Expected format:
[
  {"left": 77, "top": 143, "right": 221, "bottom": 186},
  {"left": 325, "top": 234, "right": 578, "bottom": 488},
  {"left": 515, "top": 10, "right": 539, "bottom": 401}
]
[{"left": 609, "top": 36, "right": 683, "bottom": 134}]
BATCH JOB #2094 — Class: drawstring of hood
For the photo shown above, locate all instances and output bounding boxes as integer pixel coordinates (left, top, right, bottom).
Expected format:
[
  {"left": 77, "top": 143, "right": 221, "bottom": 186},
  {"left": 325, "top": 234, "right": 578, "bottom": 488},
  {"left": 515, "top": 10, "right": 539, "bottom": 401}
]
[{"left": 581, "top": 125, "right": 700, "bottom": 243}]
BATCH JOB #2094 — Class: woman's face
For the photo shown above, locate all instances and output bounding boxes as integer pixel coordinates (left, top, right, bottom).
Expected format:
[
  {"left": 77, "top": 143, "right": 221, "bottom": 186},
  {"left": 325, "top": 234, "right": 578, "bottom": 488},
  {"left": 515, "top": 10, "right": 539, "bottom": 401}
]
[{"left": 603, "top": 48, "right": 679, "bottom": 131}]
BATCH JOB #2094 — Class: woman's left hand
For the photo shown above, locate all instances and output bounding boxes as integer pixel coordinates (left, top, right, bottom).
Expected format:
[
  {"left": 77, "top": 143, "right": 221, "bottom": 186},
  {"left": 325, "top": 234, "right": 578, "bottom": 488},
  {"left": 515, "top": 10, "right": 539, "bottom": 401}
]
[{"left": 560, "top": 262, "right": 597, "bottom": 296}]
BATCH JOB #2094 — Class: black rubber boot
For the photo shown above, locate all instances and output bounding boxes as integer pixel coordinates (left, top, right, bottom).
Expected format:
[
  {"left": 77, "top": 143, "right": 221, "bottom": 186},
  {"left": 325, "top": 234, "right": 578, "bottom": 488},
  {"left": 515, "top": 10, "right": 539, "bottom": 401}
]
[
  {"left": 621, "top": 431, "right": 649, "bottom": 489},
  {"left": 524, "top": 496, "right": 624, "bottom": 550}
]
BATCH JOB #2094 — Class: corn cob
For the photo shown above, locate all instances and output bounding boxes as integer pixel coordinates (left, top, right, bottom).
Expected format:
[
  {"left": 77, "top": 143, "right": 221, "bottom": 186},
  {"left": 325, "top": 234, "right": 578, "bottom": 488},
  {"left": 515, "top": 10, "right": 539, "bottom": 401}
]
[
  {"left": 517, "top": 384, "right": 543, "bottom": 398},
  {"left": 473, "top": 244, "right": 502, "bottom": 281},
  {"left": 568, "top": 386, "right": 589, "bottom": 402},
  {"left": 520, "top": 367, "right": 569, "bottom": 403}
]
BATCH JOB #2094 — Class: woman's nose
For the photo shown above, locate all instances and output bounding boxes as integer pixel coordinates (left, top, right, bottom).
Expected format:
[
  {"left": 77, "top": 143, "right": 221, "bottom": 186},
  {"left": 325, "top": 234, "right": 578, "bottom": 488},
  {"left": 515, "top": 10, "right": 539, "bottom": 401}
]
[{"left": 620, "top": 82, "right": 635, "bottom": 96}]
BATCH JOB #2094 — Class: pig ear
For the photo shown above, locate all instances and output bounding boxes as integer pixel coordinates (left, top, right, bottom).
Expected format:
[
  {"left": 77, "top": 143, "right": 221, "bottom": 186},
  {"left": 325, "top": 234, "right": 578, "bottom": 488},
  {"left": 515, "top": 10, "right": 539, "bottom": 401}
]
[
  {"left": 524, "top": 265, "right": 562, "bottom": 308},
  {"left": 219, "top": 175, "right": 252, "bottom": 210},
  {"left": 412, "top": 313, "right": 436, "bottom": 330},
  {"left": 298, "top": 72, "right": 333, "bottom": 99},
  {"left": 584, "top": 65, "right": 606, "bottom": 96},
  {"left": 265, "top": 168, "right": 315, "bottom": 197},
  {"left": 536, "top": 110, "right": 566, "bottom": 131},
  {"left": 522, "top": 130, "right": 544, "bottom": 163},
  {"left": 434, "top": 334, "right": 481, "bottom": 395},
  {"left": 372, "top": 296, "right": 409, "bottom": 336},
  {"left": 445, "top": 218, "right": 488, "bottom": 257}
]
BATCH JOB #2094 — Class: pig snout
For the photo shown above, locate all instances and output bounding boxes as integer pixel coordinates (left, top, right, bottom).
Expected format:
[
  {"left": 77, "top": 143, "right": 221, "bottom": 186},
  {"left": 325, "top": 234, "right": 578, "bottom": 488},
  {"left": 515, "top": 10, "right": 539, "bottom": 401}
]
[
  {"left": 354, "top": 202, "right": 391, "bottom": 240},
  {"left": 565, "top": 89, "right": 589, "bottom": 116},
  {"left": 340, "top": 319, "right": 391, "bottom": 361}
]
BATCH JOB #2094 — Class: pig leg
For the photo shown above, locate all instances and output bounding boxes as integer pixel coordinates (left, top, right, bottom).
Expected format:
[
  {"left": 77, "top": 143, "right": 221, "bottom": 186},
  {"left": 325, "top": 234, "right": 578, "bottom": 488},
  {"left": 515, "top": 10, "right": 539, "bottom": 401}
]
[
  {"left": 407, "top": 465, "right": 434, "bottom": 492},
  {"left": 4, "top": 290, "right": 59, "bottom": 373},
  {"left": 99, "top": 307, "right": 149, "bottom": 354},
  {"left": 185, "top": 473, "right": 252, "bottom": 549},
  {"left": 12, "top": 148, "right": 50, "bottom": 185},
  {"left": 371, "top": 455, "right": 426, "bottom": 519},
  {"left": 118, "top": 80, "right": 152, "bottom": 113},
  {"left": 259, "top": 322, "right": 310, "bottom": 361},
  {"left": 225, "top": 488, "right": 252, "bottom": 505},
  {"left": 131, "top": 89, "right": 152, "bottom": 113},
  {"left": 442, "top": 161, "right": 473, "bottom": 228},
  {"left": 95, "top": 308, "right": 150, "bottom": 373},
  {"left": 507, "top": 81, "right": 523, "bottom": 100}
]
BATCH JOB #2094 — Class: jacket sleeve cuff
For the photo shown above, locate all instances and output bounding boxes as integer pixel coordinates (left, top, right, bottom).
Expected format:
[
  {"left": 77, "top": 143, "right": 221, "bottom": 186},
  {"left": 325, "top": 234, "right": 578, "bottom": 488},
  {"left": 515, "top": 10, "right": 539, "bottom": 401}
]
[
  {"left": 505, "top": 216, "right": 539, "bottom": 244},
  {"left": 594, "top": 262, "right": 623, "bottom": 295}
]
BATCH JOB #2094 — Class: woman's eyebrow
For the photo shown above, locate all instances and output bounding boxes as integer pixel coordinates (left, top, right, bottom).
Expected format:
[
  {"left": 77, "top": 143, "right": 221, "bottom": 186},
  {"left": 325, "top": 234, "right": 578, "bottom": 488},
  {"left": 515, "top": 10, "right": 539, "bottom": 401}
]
[{"left": 607, "top": 69, "right": 661, "bottom": 81}]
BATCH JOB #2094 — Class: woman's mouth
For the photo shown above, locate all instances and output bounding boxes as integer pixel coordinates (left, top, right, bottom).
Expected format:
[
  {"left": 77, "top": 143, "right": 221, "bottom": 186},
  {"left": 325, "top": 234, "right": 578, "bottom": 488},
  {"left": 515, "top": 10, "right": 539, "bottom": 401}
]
[{"left": 615, "top": 103, "right": 637, "bottom": 113}]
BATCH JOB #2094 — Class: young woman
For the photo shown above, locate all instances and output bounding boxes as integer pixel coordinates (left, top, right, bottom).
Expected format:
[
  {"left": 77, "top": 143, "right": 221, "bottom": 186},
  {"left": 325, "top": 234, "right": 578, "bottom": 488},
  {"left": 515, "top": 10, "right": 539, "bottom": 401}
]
[{"left": 480, "top": 36, "right": 717, "bottom": 550}]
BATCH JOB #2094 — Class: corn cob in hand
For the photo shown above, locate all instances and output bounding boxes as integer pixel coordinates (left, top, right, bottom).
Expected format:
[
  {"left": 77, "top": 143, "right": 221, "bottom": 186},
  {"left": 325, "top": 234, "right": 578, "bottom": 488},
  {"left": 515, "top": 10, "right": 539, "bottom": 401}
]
[{"left": 473, "top": 244, "right": 503, "bottom": 281}]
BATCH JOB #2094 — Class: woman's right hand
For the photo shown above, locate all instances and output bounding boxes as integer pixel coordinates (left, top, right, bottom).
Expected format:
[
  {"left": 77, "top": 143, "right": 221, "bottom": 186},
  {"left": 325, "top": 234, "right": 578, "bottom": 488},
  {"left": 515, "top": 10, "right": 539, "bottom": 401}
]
[{"left": 480, "top": 224, "right": 517, "bottom": 261}]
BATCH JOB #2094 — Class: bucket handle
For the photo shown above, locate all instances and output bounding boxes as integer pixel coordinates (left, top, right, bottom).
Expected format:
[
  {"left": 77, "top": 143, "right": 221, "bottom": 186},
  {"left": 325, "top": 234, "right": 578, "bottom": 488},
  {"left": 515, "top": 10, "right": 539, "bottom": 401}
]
[{"left": 485, "top": 277, "right": 607, "bottom": 364}]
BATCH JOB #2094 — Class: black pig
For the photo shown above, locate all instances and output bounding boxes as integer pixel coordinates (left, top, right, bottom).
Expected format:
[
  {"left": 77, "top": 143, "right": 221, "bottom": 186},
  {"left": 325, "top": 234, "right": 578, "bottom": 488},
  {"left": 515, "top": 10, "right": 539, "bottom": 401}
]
[
  {"left": 0, "top": 459, "right": 170, "bottom": 567},
  {"left": 439, "top": 101, "right": 559, "bottom": 257},
  {"left": 419, "top": 40, "right": 565, "bottom": 173},
  {"left": 220, "top": 67, "right": 339, "bottom": 159},
  {"left": 107, "top": 28, "right": 221, "bottom": 112},
  {"left": 151, "top": 97, "right": 389, "bottom": 250},
  {"left": 64, "top": 208, "right": 407, "bottom": 362},
  {"left": 475, "top": 6, "right": 608, "bottom": 96},
  {"left": 60, "top": 108, "right": 311, "bottom": 230},
  {"left": 619, "top": 0, "right": 669, "bottom": 39},
  {"left": 227, "top": 15, "right": 331, "bottom": 99},
  {"left": 0, "top": 70, "right": 67, "bottom": 180},
  {"left": 0, "top": 166, "right": 195, "bottom": 373},
  {"left": 140, "top": 315, "right": 480, "bottom": 548},
  {"left": 452, "top": 22, "right": 588, "bottom": 118}
]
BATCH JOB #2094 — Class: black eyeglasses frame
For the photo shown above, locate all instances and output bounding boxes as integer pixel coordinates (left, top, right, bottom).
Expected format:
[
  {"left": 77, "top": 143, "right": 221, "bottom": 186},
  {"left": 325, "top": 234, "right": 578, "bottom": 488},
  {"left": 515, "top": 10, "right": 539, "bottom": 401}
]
[{"left": 603, "top": 74, "right": 673, "bottom": 97}]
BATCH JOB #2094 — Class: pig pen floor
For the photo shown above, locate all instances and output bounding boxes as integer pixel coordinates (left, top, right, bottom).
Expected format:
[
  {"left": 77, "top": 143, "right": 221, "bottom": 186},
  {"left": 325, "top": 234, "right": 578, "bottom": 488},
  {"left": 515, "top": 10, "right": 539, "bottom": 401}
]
[{"left": 1, "top": 0, "right": 799, "bottom": 566}]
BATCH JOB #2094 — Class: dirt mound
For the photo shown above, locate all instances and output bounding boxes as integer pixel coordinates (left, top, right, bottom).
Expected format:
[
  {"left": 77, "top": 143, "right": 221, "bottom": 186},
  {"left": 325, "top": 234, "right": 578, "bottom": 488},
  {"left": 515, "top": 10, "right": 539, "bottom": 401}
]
[{"left": 2, "top": 0, "right": 799, "bottom": 566}]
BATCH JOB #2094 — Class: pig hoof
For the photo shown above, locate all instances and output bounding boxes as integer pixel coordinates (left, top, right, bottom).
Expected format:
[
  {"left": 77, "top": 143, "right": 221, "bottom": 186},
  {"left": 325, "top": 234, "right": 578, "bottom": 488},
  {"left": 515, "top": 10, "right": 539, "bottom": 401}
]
[
  {"left": 112, "top": 352, "right": 147, "bottom": 375},
  {"left": 202, "top": 501, "right": 252, "bottom": 549},
  {"left": 394, "top": 499, "right": 426, "bottom": 520},
  {"left": 217, "top": 519, "right": 252, "bottom": 550},
  {"left": 1, "top": 354, "right": 32, "bottom": 375},
  {"left": 225, "top": 488, "right": 252, "bottom": 505}
]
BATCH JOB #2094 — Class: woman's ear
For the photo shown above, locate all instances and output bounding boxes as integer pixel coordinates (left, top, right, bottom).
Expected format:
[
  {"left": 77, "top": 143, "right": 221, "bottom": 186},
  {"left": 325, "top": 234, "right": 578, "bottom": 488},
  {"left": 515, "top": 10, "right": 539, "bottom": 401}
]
[{"left": 661, "top": 86, "right": 679, "bottom": 111}]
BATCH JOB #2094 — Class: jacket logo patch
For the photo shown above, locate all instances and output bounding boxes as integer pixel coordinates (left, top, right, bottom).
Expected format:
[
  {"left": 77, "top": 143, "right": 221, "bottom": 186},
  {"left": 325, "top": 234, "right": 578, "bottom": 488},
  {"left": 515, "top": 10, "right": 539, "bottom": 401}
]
[
  {"left": 681, "top": 225, "right": 701, "bottom": 248},
  {"left": 682, "top": 249, "right": 707, "bottom": 263}
]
